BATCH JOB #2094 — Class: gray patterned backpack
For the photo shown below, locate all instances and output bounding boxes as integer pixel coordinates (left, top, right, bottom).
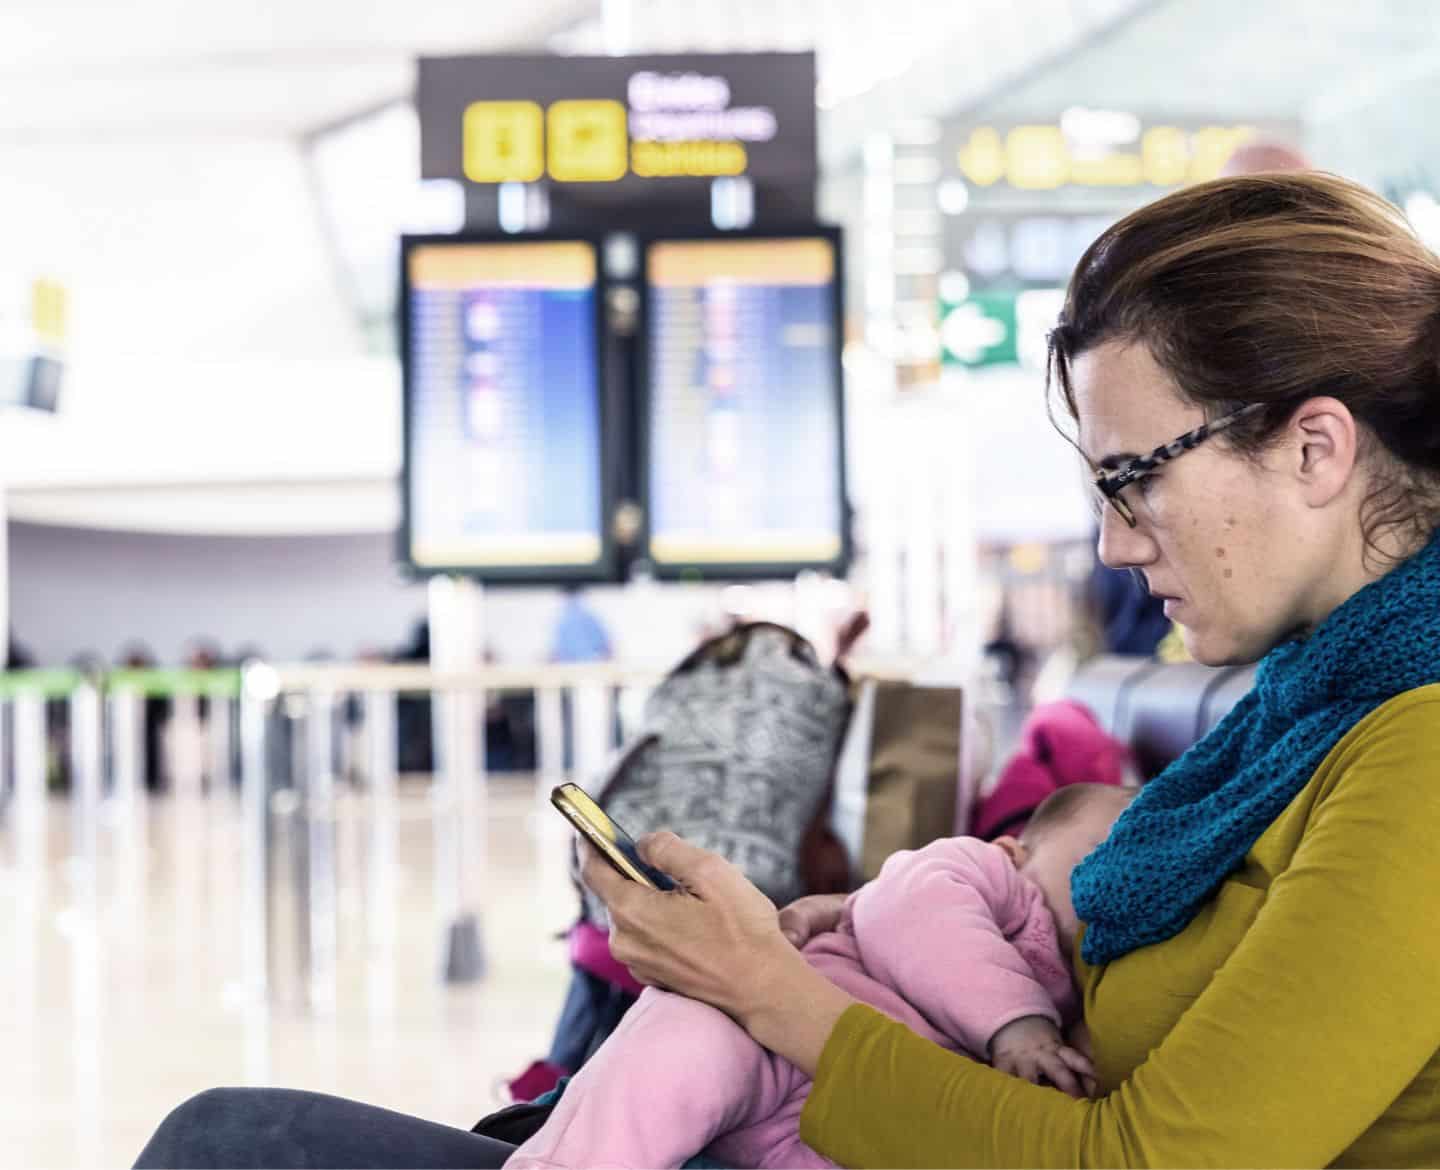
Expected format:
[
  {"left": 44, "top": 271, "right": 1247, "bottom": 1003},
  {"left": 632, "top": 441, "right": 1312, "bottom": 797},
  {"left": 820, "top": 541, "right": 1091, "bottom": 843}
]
[{"left": 583, "top": 622, "right": 853, "bottom": 925}]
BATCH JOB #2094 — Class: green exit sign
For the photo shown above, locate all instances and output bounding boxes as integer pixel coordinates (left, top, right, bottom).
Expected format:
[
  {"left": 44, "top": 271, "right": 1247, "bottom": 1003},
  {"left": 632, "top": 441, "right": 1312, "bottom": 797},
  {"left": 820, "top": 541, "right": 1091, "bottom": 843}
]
[
  {"left": 939, "top": 287, "right": 1066, "bottom": 370},
  {"left": 940, "top": 291, "right": 1017, "bottom": 367}
]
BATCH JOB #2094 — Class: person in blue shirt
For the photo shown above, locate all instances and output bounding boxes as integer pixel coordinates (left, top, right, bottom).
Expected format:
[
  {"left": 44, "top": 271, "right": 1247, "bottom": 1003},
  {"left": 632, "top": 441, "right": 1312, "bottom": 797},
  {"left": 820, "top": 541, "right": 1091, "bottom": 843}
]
[{"left": 550, "top": 586, "right": 612, "bottom": 664}]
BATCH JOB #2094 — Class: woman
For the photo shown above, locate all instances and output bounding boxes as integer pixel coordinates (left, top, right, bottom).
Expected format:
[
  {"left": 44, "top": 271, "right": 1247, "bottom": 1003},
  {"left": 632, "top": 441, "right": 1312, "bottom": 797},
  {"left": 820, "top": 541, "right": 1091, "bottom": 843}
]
[{"left": 138, "top": 172, "right": 1440, "bottom": 1168}]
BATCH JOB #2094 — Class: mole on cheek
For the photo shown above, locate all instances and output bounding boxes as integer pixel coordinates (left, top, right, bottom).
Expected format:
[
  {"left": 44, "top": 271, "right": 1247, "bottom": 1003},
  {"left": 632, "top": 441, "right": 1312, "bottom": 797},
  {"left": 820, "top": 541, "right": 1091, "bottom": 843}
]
[
  {"left": 1215, "top": 547, "right": 1227, "bottom": 559},
  {"left": 1224, "top": 568, "right": 1234, "bottom": 579}
]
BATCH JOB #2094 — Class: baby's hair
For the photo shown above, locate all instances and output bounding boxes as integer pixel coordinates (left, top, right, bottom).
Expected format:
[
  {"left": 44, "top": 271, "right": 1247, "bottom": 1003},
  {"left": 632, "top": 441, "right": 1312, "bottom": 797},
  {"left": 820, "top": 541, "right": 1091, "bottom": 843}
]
[{"left": 1020, "top": 783, "right": 1135, "bottom": 847}]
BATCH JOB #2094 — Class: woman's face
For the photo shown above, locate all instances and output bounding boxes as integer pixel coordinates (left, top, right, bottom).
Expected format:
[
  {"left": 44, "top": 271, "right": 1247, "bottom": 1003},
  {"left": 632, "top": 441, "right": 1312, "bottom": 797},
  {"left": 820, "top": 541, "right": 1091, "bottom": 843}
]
[{"left": 1072, "top": 340, "right": 1352, "bottom": 666}]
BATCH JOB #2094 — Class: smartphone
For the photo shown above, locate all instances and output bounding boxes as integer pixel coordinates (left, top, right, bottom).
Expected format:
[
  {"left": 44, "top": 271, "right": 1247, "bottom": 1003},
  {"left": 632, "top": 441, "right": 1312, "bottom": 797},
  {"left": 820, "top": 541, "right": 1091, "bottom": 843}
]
[{"left": 551, "top": 782, "right": 676, "bottom": 891}]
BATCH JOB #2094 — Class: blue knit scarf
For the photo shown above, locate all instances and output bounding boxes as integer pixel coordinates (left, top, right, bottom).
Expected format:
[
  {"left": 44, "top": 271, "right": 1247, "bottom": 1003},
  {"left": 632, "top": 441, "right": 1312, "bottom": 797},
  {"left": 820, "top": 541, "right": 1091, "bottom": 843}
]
[{"left": 1074, "top": 529, "right": 1440, "bottom": 967}]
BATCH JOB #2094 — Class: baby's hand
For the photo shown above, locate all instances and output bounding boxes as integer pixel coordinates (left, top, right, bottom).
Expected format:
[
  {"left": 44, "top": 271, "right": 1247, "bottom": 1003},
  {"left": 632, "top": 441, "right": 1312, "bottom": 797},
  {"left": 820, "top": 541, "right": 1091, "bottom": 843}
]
[{"left": 988, "top": 1015, "right": 1097, "bottom": 1099}]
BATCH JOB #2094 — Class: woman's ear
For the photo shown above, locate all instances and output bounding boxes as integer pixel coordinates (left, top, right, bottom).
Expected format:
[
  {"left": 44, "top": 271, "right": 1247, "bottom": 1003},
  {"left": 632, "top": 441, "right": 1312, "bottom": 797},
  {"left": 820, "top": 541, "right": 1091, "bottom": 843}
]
[
  {"left": 992, "top": 835, "right": 1028, "bottom": 867},
  {"left": 1286, "top": 396, "right": 1360, "bottom": 509}
]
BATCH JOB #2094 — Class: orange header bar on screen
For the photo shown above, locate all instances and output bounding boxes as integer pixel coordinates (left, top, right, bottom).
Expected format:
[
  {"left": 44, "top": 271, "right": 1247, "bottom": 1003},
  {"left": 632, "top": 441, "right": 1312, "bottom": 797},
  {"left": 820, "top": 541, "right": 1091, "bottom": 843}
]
[
  {"left": 650, "top": 532, "right": 842, "bottom": 563},
  {"left": 410, "top": 241, "right": 597, "bottom": 290},
  {"left": 647, "top": 238, "right": 834, "bottom": 288}
]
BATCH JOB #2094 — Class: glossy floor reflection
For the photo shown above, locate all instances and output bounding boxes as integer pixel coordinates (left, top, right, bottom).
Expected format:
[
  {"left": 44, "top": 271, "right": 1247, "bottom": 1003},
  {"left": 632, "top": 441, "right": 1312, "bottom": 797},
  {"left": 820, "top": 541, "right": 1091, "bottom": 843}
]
[{"left": 0, "top": 777, "right": 578, "bottom": 1168}]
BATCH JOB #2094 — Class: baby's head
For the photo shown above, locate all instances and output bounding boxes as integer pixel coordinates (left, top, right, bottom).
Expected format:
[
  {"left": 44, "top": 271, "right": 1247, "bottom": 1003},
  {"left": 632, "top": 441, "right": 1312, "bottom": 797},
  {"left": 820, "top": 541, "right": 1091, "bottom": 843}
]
[{"left": 994, "top": 783, "right": 1134, "bottom": 956}]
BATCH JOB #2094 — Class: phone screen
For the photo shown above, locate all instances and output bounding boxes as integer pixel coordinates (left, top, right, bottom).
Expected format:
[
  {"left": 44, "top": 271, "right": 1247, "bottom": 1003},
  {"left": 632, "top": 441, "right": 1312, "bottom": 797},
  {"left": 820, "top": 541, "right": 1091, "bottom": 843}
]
[{"left": 552, "top": 783, "right": 676, "bottom": 890}]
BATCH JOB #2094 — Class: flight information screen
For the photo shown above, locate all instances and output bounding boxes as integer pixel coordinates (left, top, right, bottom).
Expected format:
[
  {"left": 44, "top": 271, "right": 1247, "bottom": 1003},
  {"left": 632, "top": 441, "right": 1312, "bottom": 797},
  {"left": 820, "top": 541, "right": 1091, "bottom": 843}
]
[
  {"left": 403, "top": 238, "right": 607, "bottom": 577},
  {"left": 643, "top": 233, "right": 846, "bottom": 574}
]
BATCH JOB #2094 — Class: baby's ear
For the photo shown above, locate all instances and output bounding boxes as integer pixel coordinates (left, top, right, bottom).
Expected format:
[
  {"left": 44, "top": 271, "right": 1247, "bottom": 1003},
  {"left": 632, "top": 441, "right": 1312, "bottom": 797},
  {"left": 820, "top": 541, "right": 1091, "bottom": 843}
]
[{"left": 992, "top": 835, "right": 1028, "bottom": 867}]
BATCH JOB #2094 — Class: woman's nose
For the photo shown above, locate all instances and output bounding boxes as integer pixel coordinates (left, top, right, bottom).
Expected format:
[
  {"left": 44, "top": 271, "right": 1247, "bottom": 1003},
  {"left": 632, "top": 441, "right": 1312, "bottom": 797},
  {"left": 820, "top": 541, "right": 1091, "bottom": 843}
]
[{"left": 1096, "top": 501, "right": 1157, "bottom": 570}]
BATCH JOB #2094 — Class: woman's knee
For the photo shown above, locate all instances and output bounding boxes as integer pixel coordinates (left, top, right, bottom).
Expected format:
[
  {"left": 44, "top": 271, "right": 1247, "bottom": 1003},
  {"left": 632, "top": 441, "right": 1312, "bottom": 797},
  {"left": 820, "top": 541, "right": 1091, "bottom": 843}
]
[{"left": 133, "top": 1087, "right": 253, "bottom": 1167}]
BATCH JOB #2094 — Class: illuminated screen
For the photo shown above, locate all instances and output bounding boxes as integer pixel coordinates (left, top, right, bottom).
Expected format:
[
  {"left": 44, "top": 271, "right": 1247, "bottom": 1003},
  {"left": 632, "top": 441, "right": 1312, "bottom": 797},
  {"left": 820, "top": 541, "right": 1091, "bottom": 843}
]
[
  {"left": 644, "top": 234, "right": 846, "bottom": 573},
  {"left": 403, "top": 238, "right": 606, "bottom": 576}
]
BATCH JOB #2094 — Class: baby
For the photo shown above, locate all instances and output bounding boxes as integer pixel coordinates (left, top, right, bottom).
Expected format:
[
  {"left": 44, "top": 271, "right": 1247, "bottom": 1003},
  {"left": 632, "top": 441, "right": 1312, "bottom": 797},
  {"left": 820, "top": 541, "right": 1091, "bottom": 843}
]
[{"left": 510, "top": 782, "right": 1132, "bottom": 1170}]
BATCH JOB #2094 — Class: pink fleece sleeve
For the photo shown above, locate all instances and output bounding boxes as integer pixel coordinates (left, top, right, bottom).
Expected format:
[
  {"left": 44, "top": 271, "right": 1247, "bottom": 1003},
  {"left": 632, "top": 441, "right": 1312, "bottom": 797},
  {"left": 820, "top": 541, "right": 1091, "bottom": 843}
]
[{"left": 847, "top": 838, "right": 1061, "bottom": 1057}]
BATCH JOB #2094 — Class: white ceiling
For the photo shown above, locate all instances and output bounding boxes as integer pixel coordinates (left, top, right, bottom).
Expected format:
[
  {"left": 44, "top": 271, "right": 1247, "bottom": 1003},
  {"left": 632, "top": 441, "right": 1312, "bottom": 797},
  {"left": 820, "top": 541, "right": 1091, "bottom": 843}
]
[
  {"left": 5, "top": 0, "right": 1439, "bottom": 151},
  {"left": 0, "top": 0, "right": 596, "bottom": 139},
  {"left": 0, "top": 0, "right": 1151, "bottom": 153},
  {"left": 978, "top": 0, "right": 1440, "bottom": 123}
]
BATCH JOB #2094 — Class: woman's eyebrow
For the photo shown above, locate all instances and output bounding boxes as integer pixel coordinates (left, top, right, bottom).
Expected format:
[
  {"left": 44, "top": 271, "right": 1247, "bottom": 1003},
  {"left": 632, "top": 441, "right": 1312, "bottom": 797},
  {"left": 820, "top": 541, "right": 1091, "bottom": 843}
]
[{"left": 1098, "top": 451, "right": 1141, "bottom": 471}]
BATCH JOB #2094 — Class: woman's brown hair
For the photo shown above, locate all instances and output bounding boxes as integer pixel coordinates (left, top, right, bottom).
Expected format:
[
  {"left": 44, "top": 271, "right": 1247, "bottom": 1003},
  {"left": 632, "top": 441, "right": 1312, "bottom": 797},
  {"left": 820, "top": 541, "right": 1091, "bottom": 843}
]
[{"left": 1049, "top": 171, "right": 1440, "bottom": 559}]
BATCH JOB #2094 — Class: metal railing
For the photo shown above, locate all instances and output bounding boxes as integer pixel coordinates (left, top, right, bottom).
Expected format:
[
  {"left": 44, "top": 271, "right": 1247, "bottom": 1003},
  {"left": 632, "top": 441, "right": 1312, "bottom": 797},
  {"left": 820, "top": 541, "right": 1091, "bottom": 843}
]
[
  {"left": 0, "top": 656, "right": 940, "bottom": 1013},
  {"left": 0, "top": 661, "right": 671, "bottom": 1013}
]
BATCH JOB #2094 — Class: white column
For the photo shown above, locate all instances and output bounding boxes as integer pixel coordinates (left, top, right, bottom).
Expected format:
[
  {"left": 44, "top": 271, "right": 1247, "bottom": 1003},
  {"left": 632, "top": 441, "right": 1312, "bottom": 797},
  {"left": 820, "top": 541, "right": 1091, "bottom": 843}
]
[
  {"left": 68, "top": 683, "right": 103, "bottom": 883},
  {"left": 534, "top": 684, "right": 566, "bottom": 837},
  {"left": 427, "top": 575, "right": 486, "bottom": 983},
  {"left": 239, "top": 663, "right": 277, "bottom": 1007},
  {"left": 304, "top": 688, "right": 338, "bottom": 1012},
  {"left": 108, "top": 689, "right": 142, "bottom": 810}
]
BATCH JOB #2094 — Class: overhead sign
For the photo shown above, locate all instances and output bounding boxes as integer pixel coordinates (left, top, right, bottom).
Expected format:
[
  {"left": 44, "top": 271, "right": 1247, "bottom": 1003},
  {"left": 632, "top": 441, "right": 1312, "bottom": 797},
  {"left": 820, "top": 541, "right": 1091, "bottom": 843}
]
[
  {"left": 418, "top": 53, "right": 816, "bottom": 191},
  {"left": 945, "top": 118, "right": 1272, "bottom": 192}
]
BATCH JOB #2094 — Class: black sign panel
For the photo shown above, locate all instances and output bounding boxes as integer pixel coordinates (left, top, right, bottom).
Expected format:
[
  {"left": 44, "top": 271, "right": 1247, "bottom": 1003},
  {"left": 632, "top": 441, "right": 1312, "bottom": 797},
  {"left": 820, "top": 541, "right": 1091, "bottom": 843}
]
[{"left": 418, "top": 53, "right": 816, "bottom": 201}]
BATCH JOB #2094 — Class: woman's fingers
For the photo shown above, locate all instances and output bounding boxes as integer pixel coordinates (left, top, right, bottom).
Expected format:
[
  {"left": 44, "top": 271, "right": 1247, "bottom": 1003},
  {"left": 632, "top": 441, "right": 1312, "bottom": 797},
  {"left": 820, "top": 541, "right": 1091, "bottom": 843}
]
[
  {"left": 637, "top": 831, "right": 740, "bottom": 897},
  {"left": 578, "top": 830, "right": 791, "bottom": 1019},
  {"left": 578, "top": 839, "right": 650, "bottom": 913}
]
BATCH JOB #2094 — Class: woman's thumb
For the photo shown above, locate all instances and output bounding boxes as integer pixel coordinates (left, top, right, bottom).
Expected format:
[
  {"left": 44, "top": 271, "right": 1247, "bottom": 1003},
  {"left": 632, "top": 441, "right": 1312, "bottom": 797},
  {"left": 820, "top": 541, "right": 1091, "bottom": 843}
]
[{"left": 636, "top": 830, "right": 689, "bottom": 876}]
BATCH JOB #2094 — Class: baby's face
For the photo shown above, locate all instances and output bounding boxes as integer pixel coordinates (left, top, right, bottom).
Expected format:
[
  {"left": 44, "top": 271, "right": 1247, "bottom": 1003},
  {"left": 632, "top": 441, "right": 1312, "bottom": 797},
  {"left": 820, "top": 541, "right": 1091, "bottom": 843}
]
[{"left": 1020, "top": 801, "right": 1127, "bottom": 955}]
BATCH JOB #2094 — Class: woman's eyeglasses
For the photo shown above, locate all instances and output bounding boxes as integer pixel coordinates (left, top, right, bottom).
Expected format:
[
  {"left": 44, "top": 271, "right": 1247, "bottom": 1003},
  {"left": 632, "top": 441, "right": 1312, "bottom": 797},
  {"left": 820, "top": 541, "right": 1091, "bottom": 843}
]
[{"left": 1094, "top": 402, "right": 1268, "bottom": 527}]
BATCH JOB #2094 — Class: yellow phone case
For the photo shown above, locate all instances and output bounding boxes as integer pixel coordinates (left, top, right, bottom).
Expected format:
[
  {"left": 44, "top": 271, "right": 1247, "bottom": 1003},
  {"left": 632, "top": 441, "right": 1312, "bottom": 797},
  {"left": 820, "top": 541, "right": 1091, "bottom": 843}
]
[{"left": 551, "top": 783, "right": 661, "bottom": 889}]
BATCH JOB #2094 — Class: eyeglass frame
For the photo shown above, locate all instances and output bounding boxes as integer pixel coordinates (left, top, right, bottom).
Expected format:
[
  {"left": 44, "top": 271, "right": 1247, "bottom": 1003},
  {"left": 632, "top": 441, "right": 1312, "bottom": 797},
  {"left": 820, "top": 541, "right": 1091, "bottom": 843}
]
[{"left": 1093, "top": 401, "right": 1269, "bottom": 527}]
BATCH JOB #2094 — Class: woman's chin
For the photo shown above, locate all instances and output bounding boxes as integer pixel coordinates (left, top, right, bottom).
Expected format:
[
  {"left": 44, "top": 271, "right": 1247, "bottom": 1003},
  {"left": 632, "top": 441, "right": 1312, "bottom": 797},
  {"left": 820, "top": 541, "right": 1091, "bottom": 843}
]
[
  {"left": 1178, "top": 623, "right": 1225, "bottom": 667},
  {"left": 1181, "top": 623, "right": 1264, "bottom": 668}
]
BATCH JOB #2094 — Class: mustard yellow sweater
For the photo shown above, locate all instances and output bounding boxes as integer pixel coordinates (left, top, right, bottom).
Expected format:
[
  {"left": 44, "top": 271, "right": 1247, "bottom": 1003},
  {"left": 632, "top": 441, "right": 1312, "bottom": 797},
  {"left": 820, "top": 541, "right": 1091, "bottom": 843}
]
[{"left": 799, "top": 685, "right": 1440, "bottom": 1168}]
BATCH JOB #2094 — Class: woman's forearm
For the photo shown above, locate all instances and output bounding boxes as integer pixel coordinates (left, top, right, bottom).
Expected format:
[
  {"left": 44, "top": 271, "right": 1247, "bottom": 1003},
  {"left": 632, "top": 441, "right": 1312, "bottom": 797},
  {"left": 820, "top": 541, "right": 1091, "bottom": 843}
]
[{"left": 734, "top": 944, "right": 856, "bottom": 1077}]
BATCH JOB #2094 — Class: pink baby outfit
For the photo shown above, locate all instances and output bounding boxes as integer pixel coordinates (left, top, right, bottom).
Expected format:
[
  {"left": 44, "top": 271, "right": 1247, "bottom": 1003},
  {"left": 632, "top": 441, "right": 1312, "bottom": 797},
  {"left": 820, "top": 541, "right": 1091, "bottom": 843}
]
[{"left": 509, "top": 837, "right": 1077, "bottom": 1170}]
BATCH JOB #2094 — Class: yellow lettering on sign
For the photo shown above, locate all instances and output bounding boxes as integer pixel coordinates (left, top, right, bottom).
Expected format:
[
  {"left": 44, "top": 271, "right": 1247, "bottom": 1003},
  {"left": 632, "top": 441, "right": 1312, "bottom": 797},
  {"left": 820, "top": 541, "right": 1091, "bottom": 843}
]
[
  {"left": 1190, "top": 125, "right": 1255, "bottom": 183},
  {"left": 547, "top": 100, "right": 629, "bottom": 182},
  {"left": 631, "top": 140, "right": 747, "bottom": 178},
  {"left": 1142, "top": 126, "right": 1189, "bottom": 186},
  {"left": 956, "top": 127, "right": 1005, "bottom": 187},
  {"left": 462, "top": 101, "right": 545, "bottom": 183},
  {"left": 953, "top": 121, "right": 1264, "bottom": 190},
  {"left": 1070, "top": 153, "right": 1144, "bottom": 186},
  {"left": 1006, "top": 126, "right": 1069, "bottom": 190}
]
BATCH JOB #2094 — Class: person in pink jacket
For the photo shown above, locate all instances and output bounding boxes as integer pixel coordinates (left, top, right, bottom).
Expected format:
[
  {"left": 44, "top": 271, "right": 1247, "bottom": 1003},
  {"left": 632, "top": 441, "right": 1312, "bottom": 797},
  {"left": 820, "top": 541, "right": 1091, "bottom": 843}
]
[{"left": 509, "top": 782, "right": 1133, "bottom": 1170}]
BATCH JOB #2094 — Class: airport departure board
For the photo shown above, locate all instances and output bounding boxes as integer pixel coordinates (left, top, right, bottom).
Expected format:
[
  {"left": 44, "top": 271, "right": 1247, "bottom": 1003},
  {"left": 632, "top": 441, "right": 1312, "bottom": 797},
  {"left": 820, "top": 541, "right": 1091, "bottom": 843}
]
[
  {"left": 642, "top": 232, "right": 847, "bottom": 576},
  {"left": 402, "top": 237, "right": 609, "bottom": 578}
]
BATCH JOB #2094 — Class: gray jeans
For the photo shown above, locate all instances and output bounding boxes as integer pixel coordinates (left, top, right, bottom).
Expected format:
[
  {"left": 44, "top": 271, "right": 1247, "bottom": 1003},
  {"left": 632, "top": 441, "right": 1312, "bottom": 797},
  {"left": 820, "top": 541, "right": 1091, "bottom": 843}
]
[{"left": 133, "top": 1087, "right": 516, "bottom": 1168}]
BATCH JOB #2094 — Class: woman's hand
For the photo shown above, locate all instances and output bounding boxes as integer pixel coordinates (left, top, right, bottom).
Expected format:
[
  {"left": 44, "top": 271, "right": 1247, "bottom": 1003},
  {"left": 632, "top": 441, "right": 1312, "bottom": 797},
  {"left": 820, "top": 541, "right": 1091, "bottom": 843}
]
[
  {"left": 580, "top": 832, "right": 856, "bottom": 1077},
  {"left": 580, "top": 831, "right": 786, "bottom": 1015},
  {"left": 778, "top": 893, "right": 848, "bottom": 949}
]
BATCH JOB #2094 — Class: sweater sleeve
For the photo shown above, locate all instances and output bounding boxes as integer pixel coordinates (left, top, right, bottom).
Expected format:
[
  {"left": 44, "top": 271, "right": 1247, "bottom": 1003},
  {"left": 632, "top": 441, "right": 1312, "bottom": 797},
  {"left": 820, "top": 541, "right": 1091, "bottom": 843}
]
[
  {"left": 848, "top": 839, "right": 1061, "bottom": 1055},
  {"left": 800, "top": 696, "right": 1440, "bottom": 1168}
]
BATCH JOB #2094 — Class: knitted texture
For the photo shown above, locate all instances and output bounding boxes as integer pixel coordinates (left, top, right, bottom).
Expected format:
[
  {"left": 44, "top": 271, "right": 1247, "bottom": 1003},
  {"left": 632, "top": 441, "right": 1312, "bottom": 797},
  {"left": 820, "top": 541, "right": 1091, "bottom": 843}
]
[{"left": 1074, "top": 529, "right": 1440, "bottom": 966}]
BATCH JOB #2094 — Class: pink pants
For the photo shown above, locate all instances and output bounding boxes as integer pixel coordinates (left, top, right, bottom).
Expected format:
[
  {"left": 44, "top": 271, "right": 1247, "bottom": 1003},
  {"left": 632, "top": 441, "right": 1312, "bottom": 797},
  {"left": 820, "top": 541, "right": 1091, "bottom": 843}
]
[{"left": 507, "top": 988, "right": 835, "bottom": 1170}]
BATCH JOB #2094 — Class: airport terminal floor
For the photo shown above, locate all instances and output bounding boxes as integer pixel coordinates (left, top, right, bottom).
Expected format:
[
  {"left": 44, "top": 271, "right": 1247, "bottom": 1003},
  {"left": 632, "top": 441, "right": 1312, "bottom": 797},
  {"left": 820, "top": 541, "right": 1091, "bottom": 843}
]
[{"left": 2, "top": 779, "right": 577, "bottom": 1166}]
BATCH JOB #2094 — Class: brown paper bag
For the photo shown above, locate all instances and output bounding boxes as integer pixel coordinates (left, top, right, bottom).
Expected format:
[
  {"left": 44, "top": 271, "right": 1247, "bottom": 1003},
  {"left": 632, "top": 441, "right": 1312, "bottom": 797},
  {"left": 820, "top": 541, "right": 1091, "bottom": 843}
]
[{"left": 858, "top": 681, "right": 965, "bottom": 882}]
